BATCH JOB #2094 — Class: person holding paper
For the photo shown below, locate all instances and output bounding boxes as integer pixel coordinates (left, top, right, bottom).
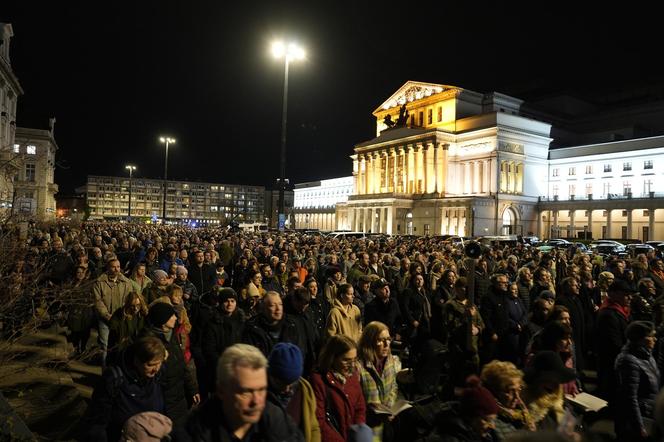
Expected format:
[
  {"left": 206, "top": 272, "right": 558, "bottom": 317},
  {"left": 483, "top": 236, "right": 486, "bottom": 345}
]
[
  {"left": 358, "top": 321, "right": 403, "bottom": 441},
  {"left": 615, "top": 320, "right": 660, "bottom": 440}
]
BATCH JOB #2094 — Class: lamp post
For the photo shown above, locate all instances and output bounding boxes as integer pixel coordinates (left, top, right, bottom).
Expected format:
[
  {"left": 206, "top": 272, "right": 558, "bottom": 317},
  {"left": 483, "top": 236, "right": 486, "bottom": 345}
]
[
  {"left": 159, "top": 136, "right": 175, "bottom": 222},
  {"left": 272, "top": 40, "right": 305, "bottom": 230},
  {"left": 125, "top": 165, "right": 136, "bottom": 221}
]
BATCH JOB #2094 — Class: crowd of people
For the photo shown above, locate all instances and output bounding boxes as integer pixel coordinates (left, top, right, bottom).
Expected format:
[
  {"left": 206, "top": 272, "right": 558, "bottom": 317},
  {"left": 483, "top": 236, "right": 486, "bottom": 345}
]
[{"left": 7, "top": 221, "right": 664, "bottom": 441}]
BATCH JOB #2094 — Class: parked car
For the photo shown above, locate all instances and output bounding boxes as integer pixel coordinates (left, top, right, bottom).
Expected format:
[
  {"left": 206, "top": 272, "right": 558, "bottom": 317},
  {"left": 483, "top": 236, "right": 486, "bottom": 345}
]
[
  {"left": 625, "top": 243, "right": 655, "bottom": 257},
  {"left": 328, "top": 231, "right": 366, "bottom": 240}
]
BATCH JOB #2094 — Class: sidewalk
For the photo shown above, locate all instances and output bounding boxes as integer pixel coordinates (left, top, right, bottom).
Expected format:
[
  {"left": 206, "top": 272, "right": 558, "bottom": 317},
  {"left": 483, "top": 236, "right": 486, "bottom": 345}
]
[{"left": 0, "top": 324, "right": 101, "bottom": 441}]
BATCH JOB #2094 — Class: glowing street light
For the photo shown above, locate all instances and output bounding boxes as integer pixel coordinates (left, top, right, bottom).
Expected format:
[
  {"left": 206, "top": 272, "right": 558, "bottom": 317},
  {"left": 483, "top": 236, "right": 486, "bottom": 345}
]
[
  {"left": 271, "top": 40, "right": 305, "bottom": 230},
  {"left": 125, "top": 164, "right": 136, "bottom": 221},
  {"left": 159, "top": 136, "right": 176, "bottom": 221}
]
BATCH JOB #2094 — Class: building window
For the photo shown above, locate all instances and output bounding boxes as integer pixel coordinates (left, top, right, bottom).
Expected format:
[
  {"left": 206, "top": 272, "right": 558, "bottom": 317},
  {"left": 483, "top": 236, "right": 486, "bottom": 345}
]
[
  {"left": 644, "top": 179, "right": 653, "bottom": 194},
  {"left": 25, "top": 164, "right": 36, "bottom": 182},
  {"left": 26, "top": 145, "right": 36, "bottom": 155},
  {"left": 644, "top": 210, "right": 650, "bottom": 216},
  {"left": 585, "top": 183, "right": 592, "bottom": 196},
  {"left": 603, "top": 182, "right": 611, "bottom": 196},
  {"left": 419, "top": 111, "right": 424, "bottom": 126},
  {"left": 569, "top": 184, "right": 576, "bottom": 198},
  {"left": 623, "top": 181, "right": 631, "bottom": 196},
  {"left": 623, "top": 162, "right": 632, "bottom": 171},
  {"left": 644, "top": 160, "right": 653, "bottom": 170},
  {"left": 552, "top": 184, "right": 559, "bottom": 197},
  {"left": 437, "top": 107, "right": 442, "bottom": 122},
  {"left": 568, "top": 167, "right": 576, "bottom": 176},
  {"left": 622, "top": 210, "right": 628, "bottom": 217},
  {"left": 427, "top": 109, "right": 432, "bottom": 124},
  {"left": 604, "top": 164, "right": 612, "bottom": 173},
  {"left": 552, "top": 168, "right": 559, "bottom": 177},
  {"left": 585, "top": 165, "right": 593, "bottom": 174},
  {"left": 13, "top": 144, "right": 20, "bottom": 153}
]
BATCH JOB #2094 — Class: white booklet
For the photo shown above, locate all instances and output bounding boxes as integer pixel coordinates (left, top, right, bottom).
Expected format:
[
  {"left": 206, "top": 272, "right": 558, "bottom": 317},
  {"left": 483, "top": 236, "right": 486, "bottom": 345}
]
[
  {"left": 565, "top": 392, "right": 607, "bottom": 412},
  {"left": 373, "top": 399, "right": 413, "bottom": 417}
]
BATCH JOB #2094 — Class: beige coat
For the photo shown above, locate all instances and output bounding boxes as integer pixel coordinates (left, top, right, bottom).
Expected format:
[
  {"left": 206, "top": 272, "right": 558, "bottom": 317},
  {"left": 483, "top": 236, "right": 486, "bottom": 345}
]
[
  {"left": 93, "top": 273, "right": 135, "bottom": 321},
  {"left": 326, "top": 299, "right": 363, "bottom": 342}
]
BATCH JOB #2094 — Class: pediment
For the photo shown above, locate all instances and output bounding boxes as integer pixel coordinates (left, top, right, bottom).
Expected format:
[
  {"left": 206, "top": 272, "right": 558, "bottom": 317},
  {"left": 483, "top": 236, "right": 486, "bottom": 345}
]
[{"left": 374, "top": 81, "right": 460, "bottom": 113}]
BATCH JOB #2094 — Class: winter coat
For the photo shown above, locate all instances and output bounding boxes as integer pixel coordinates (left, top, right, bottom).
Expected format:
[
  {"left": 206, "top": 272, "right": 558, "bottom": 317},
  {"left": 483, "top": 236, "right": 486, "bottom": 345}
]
[
  {"left": 268, "top": 379, "right": 321, "bottom": 442},
  {"left": 326, "top": 299, "right": 363, "bottom": 342},
  {"left": 92, "top": 273, "right": 135, "bottom": 321},
  {"left": 186, "top": 263, "right": 216, "bottom": 297},
  {"left": 182, "top": 395, "right": 304, "bottom": 442},
  {"left": 82, "top": 348, "right": 164, "bottom": 442},
  {"left": 140, "top": 326, "right": 198, "bottom": 426},
  {"left": 202, "top": 311, "right": 245, "bottom": 386},
  {"left": 311, "top": 371, "right": 366, "bottom": 442},
  {"left": 107, "top": 309, "right": 146, "bottom": 357},
  {"left": 364, "top": 297, "right": 403, "bottom": 338},
  {"left": 615, "top": 343, "right": 660, "bottom": 437},
  {"left": 596, "top": 302, "right": 629, "bottom": 400},
  {"left": 242, "top": 314, "right": 301, "bottom": 357}
]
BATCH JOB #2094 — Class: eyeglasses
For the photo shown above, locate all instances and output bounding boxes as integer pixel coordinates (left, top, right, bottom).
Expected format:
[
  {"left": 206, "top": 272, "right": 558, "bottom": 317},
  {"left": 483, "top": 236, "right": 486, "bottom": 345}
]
[
  {"left": 340, "top": 357, "right": 358, "bottom": 365},
  {"left": 377, "top": 337, "right": 392, "bottom": 345}
]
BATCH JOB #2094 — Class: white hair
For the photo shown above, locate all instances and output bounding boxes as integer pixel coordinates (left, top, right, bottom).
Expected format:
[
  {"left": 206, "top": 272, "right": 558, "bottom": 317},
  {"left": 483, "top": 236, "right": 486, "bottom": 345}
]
[{"left": 216, "top": 344, "right": 268, "bottom": 388}]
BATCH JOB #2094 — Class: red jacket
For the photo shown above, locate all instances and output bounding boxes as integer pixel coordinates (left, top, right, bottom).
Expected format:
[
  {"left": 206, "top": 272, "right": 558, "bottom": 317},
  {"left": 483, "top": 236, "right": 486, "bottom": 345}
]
[{"left": 311, "top": 370, "right": 366, "bottom": 442}]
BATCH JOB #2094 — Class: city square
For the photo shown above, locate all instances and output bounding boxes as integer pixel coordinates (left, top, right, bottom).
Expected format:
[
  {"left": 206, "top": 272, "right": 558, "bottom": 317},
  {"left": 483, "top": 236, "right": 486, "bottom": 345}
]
[{"left": 2, "top": 2, "right": 664, "bottom": 441}]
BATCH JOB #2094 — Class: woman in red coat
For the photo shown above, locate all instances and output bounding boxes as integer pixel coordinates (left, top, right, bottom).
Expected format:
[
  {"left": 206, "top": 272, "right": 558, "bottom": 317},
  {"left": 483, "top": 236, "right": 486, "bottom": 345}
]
[{"left": 311, "top": 334, "right": 367, "bottom": 442}]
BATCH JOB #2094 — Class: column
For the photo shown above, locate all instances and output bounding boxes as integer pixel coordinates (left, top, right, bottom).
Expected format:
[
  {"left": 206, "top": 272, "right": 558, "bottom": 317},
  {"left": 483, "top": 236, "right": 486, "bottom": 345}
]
[
  {"left": 587, "top": 210, "right": 593, "bottom": 240},
  {"left": 439, "top": 143, "right": 448, "bottom": 194},
  {"left": 553, "top": 210, "right": 559, "bottom": 238},
  {"left": 425, "top": 143, "right": 435, "bottom": 193},
  {"left": 626, "top": 209, "right": 633, "bottom": 240},
  {"left": 605, "top": 209, "right": 612, "bottom": 239},
  {"left": 349, "top": 208, "right": 355, "bottom": 231},
  {"left": 474, "top": 161, "right": 481, "bottom": 194},
  {"left": 377, "top": 207, "right": 384, "bottom": 233},
  {"left": 414, "top": 145, "right": 422, "bottom": 193},
  {"left": 433, "top": 144, "right": 439, "bottom": 193},
  {"left": 390, "top": 148, "right": 397, "bottom": 193},
  {"left": 386, "top": 206, "right": 394, "bottom": 235},
  {"left": 399, "top": 148, "right": 407, "bottom": 193},
  {"left": 649, "top": 209, "right": 656, "bottom": 241},
  {"left": 407, "top": 146, "right": 415, "bottom": 193},
  {"left": 464, "top": 162, "right": 471, "bottom": 194},
  {"left": 537, "top": 210, "right": 543, "bottom": 238},
  {"left": 569, "top": 209, "right": 576, "bottom": 239},
  {"left": 352, "top": 156, "right": 359, "bottom": 195}
]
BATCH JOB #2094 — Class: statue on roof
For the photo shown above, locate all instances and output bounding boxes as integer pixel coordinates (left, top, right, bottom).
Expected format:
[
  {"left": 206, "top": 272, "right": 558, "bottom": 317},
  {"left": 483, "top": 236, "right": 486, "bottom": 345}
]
[
  {"left": 383, "top": 114, "right": 396, "bottom": 128},
  {"left": 395, "top": 104, "right": 409, "bottom": 127}
]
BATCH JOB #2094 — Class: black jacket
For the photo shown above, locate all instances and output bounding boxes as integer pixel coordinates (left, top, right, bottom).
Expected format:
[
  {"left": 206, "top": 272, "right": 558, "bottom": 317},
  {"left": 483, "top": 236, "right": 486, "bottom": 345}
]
[
  {"left": 187, "top": 263, "right": 217, "bottom": 297},
  {"left": 202, "top": 311, "right": 245, "bottom": 386},
  {"left": 364, "top": 297, "right": 403, "bottom": 337},
  {"left": 179, "top": 396, "right": 304, "bottom": 442},
  {"left": 140, "top": 326, "right": 198, "bottom": 426},
  {"left": 241, "top": 314, "right": 300, "bottom": 357}
]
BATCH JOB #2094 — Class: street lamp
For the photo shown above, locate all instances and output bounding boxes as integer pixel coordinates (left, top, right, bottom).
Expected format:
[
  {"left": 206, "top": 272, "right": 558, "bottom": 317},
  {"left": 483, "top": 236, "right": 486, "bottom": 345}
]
[
  {"left": 125, "top": 164, "right": 136, "bottom": 221},
  {"left": 272, "top": 40, "right": 305, "bottom": 230},
  {"left": 159, "top": 136, "right": 176, "bottom": 222}
]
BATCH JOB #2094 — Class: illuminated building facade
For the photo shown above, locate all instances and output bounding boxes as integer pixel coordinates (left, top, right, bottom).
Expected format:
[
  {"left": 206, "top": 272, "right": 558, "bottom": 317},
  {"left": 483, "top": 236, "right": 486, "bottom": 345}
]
[
  {"left": 338, "top": 81, "right": 551, "bottom": 237},
  {"left": 78, "top": 175, "right": 264, "bottom": 224},
  {"left": 293, "top": 176, "right": 353, "bottom": 231}
]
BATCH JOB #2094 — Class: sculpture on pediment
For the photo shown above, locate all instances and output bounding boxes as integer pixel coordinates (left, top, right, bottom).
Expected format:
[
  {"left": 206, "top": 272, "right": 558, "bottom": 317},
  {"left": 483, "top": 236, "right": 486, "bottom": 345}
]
[
  {"left": 383, "top": 114, "right": 396, "bottom": 128},
  {"left": 395, "top": 104, "right": 409, "bottom": 127}
]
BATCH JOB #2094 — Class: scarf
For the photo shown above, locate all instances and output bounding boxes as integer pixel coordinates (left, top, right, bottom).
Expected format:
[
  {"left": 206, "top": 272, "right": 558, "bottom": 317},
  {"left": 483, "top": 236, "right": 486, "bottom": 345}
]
[{"left": 599, "top": 299, "right": 630, "bottom": 321}]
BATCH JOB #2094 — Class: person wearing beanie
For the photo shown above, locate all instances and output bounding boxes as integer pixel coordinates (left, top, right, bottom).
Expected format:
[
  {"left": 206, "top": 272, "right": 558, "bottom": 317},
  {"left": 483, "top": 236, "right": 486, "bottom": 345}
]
[
  {"left": 144, "top": 269, "right": 172, "bottom": 304},
  {"left": 174, "top": 264, "right": 199, "bottom": 311},
  {"left": 120, "top": 411, "right": 172, "bottom": 442},
  {"left": 615, "top": 320, "right": 660, "bottom": 440},
  {"left": 267, "top": 343, "right": 321, "bottom": 442},
  {"left": 140, "top": 302, "right": 200, "bottom": 428}
]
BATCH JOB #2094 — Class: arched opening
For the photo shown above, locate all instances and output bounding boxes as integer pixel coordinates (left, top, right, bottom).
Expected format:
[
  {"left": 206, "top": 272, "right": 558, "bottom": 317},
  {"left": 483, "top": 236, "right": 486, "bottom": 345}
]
[{"left": 502, "top": 207, "right": 518, "bottom": 235}]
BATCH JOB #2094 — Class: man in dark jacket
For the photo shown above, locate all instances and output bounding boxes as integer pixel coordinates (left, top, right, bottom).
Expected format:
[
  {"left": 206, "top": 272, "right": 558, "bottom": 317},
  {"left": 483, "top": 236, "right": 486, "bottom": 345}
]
[
  {"left": 242, "top": 292, "right": 300, "bottom": 357},
  {"left": 555, "top": 276, "right": 588, "bottom": 370},
  {"left": 141, "top": 303, "right": 199, "bottom": 427},
  {"left": 364, "top": 278, "right": 403, "bottom": 340},
  {"left": 181, "top": 343, "right": 304, "bottom": 442},
  {"left": 283, "top": 287, "right": 319, "bottom": 376},
  {"left": 596, "top": 278, "right": 633, "bottom": 406},
  {"left": 82, "top": 336, "right": 167, "bottom": 442},
  {"left": 187, "top": 250, "right": 217, "bottom": 297},
  {"left": 479, "top": 273, "right": 511, "bottom": 363}
]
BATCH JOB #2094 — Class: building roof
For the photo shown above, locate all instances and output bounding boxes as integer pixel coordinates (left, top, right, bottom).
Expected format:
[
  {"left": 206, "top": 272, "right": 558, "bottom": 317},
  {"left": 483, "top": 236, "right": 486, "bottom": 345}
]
[
  {"left": 355, "top": 126, "right": 431, "bottom": 148},
  {"left": 549, "top": 134, "right": 664, "bottom": 160}
]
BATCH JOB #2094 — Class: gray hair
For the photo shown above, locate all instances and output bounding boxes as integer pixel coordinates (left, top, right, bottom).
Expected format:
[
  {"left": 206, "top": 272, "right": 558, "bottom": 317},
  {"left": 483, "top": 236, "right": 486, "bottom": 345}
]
[{"left": 216, "top": 344, "right": 268, "bottom": 388}]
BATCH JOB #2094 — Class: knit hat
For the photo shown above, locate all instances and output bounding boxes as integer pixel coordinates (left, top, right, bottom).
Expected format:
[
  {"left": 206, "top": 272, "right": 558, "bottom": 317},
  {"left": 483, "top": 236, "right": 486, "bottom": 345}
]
[
  {"left": 218, "top": 287, "right": 238, "bottom": 302},
  {"left": 626, "top": 320, "right": 656, "bottom": 342},
  {"left": 358, "top": 275, "right": 373, "bottom": 284},
  {"left": 524, "top": 350, "right": 576, "bottom": 385},
  {"left": 459, "top": 376, "right": 499, "bottom": 417},
  {"left": 153, "top": 269, "right": 168, "bottom": 281},
  {"left": 121, "top": 411, "right": 172, "bottom": 442},
  {"left": 148, "top": 302, "right": 176, "bottom": 327},
  {"left": 268, "top": 343, "right": 303, "bottom": 384},
  {"left": 537, "top": 290, "right": 556, "bottom": 303}
]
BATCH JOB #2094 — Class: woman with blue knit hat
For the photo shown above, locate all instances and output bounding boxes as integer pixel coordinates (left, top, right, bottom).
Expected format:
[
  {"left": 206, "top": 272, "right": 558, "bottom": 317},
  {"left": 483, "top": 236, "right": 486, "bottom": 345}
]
[
  {"left": 268, "top": 343, "right": 321, "bottom": 442},
  {"left": 615, "top": 320, "right": 660, "bottom": 440}
]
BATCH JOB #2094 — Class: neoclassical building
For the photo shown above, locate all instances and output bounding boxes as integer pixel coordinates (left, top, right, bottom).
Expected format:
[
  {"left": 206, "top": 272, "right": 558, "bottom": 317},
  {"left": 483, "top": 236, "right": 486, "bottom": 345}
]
[
  {"left": 293, "top": 176, "right": 353, "bottom": 231},
  {"left": 337, "top": 81, "right": 551, "bottom": 237}
]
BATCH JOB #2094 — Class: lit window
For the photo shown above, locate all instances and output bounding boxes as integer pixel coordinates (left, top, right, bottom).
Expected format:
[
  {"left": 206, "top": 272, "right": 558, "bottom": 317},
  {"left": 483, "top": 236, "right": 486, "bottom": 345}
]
[
  {"left": 604, "top": 164, "right": 612, "bottom": 173},
  {"left": 27, "top": 145, "right": 36, "bottom": 155},
  {"left": 644, "top": 160, "right": 653, "bottom": 170},
  {"left": 13, "top": 144, "right": 20, "bottom": 153}
]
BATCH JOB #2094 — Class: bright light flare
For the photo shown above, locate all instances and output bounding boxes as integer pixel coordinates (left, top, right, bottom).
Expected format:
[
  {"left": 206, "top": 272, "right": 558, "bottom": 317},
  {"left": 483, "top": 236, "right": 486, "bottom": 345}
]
[{"left": 271, "top": 41, "right": 305, "bottom": 61}]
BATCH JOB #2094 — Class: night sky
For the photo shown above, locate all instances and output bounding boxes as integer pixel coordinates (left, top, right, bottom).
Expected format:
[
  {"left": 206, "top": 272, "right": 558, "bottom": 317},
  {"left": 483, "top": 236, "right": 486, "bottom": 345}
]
[{"left": 2, "top": 2, "right": 660, "bottom": 194}]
